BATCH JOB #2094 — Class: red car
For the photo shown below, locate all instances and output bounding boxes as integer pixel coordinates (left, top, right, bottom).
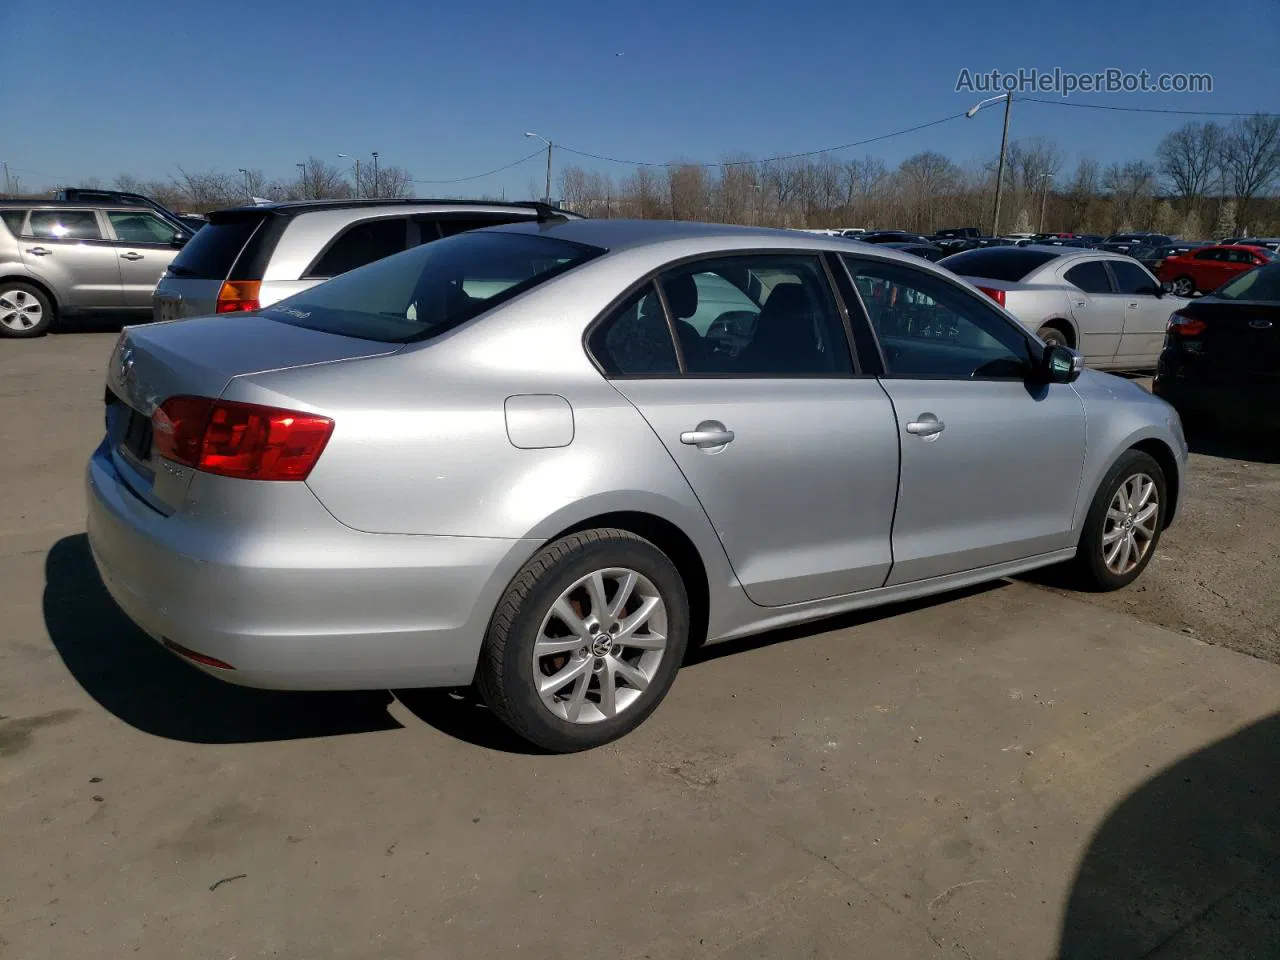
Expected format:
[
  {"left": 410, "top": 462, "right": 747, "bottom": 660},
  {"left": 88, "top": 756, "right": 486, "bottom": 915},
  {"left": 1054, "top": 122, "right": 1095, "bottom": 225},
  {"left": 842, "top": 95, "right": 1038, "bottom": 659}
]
[{"left": 1157, "top": 244, "right": 1275, "bottom": 296}]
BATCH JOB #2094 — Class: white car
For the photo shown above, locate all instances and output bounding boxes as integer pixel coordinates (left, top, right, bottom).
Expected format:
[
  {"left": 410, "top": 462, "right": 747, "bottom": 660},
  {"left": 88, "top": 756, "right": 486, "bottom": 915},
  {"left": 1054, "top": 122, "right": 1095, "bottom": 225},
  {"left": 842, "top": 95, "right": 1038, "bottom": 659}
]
[{"left": 941, "top": 245, "right": 1189, "bottom": 370}]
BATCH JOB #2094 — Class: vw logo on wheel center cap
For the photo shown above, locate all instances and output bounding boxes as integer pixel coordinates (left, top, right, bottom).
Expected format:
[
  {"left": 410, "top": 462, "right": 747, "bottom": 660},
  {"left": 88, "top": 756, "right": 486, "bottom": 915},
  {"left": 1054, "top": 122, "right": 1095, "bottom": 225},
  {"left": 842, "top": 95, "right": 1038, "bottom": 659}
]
[{"left": 591, "top": 636, "right": 613, "bottom": 657}]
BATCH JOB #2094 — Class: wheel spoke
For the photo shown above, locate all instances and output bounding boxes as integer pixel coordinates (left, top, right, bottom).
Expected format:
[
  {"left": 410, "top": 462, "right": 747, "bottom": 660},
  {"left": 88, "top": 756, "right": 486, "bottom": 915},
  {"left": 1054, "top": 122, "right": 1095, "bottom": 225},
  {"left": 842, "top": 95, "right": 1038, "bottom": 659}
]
[
  {"left": 534, "top": 635, "right": 585, "bottom": 657},
  {"left": 615, "top": 596, "right": 661, "bottom": 644},
  {"left": 1107, "top": 507, "right": 1126, "bottom": 523},
  {"left": 598, "top": 662, "right": 618, "bottom": 717},
  {"left": 1134, "top": 502, "right": 1158, "bottom": 530},
  {"left": 585, "top": 571, "right": 609, "bottom": 618},
  {"left": 1103, "top": 525, "right": 1126, "bottom": 545},
  {"left": 608, "top": 570, "right": 637, "bottom": 619},
  {"left": 618, "top": 630, "right": 665, "bottom": 651},
  {"left": 1114, "top": 487, "right": 1130, "bottom": 512},
  {"left": 1105, "top": 536, "right": 1125, "bottom": 568},
  {"left": 611, "top": 658, "right": 649, "bottom": 692},
  {"left": 551, "top": 597, "right": 588, "bottom": 639},
  {"left": 1135, "top": 479, "right": 1155, "bottom": 509},
  {"left": 563, "top": 671, "right": 592, "bottom": 722},
  {"left": 538, "top": 655, "right": 591, "bottom": 697},
  {"left": 1117, "top": 533, "right": 1133, "bottom": 572}
]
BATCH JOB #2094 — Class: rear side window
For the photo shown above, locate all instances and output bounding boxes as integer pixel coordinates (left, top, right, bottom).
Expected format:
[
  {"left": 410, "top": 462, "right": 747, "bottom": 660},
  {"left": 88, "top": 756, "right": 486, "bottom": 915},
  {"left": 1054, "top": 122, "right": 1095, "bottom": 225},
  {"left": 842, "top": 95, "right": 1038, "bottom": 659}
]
[
  {"left": 436, "top": 214, "right": 537, "bottom": 238},
  {"left": 1194, "top": 249, "right": 1223, "bottom": 261},
  {"left": 28, "top": 210, "right": 101, "bottom": 240},
  {"left": 940, "top": 248, "right": 1057, "bottom": 281},
  {"left": 0, "top": 210, "right": 25, "bottom": 235},
  {"left": 588, "top": 283, "right": 679, "bottom": 376},
  {"left": 306, "top": 217, "right": 409, "bottom": 279},
  {"left": 264, "top": 231, "right": 602, "bottom": 343},
  {"left": 167, "top": 216, "right": 262, "bottom": 279},
  {"left": 1065, "top": 261, "right": 1113, "bottom": 294}
]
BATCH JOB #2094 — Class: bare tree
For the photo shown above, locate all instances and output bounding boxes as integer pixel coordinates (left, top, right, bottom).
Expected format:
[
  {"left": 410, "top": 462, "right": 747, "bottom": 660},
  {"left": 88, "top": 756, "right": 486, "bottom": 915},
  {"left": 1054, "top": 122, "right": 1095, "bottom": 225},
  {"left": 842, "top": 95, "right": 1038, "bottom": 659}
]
[
  {"left": 1065, "top": 157, "right": 1100, "bottom": 231},
  {"left": 358, "top": 164, "right": 412, "bottom": 199},
  {"left": 172, "top": 167, "right": 239, "bottom": 211},
  {"left": 1006, "top": 137, "right": 1064, "bottom": 198},
  {"left": 897, "top": 151, "right": 960, "bottom": 234},
  {"left": 1156, "top": 121, "right": 1222, "bottom": 212},
  {"left": 1220, "top": 115, "right": 1280, "bottom": 229},
  {"left": 1102, "top": 160, "right": 1156, "bottom": 231},
  {"left": 297, "top": 156, "right": 350, "bottom": 201}
]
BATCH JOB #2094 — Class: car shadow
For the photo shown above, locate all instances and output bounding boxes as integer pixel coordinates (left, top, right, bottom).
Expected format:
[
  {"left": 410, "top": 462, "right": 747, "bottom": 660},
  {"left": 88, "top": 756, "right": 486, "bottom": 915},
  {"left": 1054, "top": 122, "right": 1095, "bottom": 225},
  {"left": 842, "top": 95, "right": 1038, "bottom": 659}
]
[
  {"left": 43, "top": 534, "right": 402, "bottom": 744},
  {"left": 1187, "top": 431, "right": 1280, "bottom": 466},
  {"left": 1058, "top": 712, "right": 1280, "bottom": 958},
  {"left": 391, "top": 688, "right": 553, "bottom": 756},
  {"left": 53, "top": 312, "right": 136, "bottom": 335}
]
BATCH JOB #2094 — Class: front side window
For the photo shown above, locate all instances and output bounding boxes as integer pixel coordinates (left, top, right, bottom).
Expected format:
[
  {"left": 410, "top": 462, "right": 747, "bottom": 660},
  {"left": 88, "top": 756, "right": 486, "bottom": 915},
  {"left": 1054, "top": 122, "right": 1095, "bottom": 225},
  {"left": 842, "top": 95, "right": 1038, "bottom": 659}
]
[
  {"left": 844, "top": 257, "right": 1032, "bottom": 380},
  {"left": 588, "top": 283, "right": 679, "bottom": 376},
  {"left": 108, "top": 211, "right": 179, "bottom": 244},
  {"left": 1064, "top": 261, "right": 1113, "bottom": 294},
  {"left": 266, "top": 230, "right": 601, "bottom": 343},
  {"left": 27, "top": 210, "right": 101, "bottom": 240},
  {"left": 1194, "top": 249, "right": 1223, "bottom": 261},
  {"left": 306, "top": 217, "right": 410, "bottom": 279},
  {"left": 1108, "top": 260, "right": 1161, "bottom": 296},
  {"left": 657, "top": 255, "right": 852, "bottom": 376}
]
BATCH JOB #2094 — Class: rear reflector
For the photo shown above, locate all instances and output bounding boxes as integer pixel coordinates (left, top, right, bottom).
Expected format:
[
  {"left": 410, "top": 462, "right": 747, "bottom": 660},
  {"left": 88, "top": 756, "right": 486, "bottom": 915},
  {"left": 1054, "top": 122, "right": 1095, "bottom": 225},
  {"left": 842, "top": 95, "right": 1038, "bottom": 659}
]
[
  {"left": 216, "top": 280, "right": 261, "bottom": 314},
  {"left": 976, "top": 285, "right": 1006, "bottom": 307},
  {"left": 1167, "top": 311, "right": 1205, "bottom": 337},
  {"left": 163, "top": 638, "right": 235, "bottom": 670},
  {"left": 152, "top": 396, "right": 334, "bottom": 481}
]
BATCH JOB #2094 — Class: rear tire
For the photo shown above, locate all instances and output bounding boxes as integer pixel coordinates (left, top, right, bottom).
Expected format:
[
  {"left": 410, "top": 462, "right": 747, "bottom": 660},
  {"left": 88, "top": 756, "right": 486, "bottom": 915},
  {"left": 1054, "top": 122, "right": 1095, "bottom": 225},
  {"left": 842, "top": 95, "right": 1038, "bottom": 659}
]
[
  {"left": 1073, "top": 450, "right": 1166, "bottom": 591},
  {"left": 477, "top": 528, "right": 689, "bottom": 753},
  {"left": 1036, "top": 324, "right": 1070, "bottom": 348},
  {"left": 0, "top": 282, "right": 54, "bottom": 338}
]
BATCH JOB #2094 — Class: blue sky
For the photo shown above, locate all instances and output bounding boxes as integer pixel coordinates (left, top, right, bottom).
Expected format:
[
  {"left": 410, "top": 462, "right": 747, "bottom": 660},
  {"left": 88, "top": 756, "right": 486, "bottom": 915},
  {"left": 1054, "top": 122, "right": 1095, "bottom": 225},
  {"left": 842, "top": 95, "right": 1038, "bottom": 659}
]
[{"left": 4, "top": 0, "right": 1278, "bottom": 197}]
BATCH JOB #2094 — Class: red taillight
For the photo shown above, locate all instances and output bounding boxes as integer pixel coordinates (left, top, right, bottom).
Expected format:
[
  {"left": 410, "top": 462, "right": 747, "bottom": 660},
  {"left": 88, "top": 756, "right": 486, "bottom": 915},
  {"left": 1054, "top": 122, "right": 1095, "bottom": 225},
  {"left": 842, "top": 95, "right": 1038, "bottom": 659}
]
[
  {"left": 1166, "top": 312, "right": 1205, "bottom": 337},
  {"left": 215, "top": 280, "right": 261, "bottom": 314},
  {"left": 163, "top": 638, "right": 235, "bottom": 670},
  {"left": 976, "top": 285, "right": 1006, "bottom": 307},
  {"left": 151, "top": 397, "right": 334, "bottom": 481}
]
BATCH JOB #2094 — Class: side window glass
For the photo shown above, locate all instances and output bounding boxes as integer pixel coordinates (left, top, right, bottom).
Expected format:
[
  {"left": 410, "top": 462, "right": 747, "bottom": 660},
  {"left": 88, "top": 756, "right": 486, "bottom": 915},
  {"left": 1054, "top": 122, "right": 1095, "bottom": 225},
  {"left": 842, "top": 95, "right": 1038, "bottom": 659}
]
[
  {"left": 306, "top": 217, "right": 409, "bottom": 279},
  {"left": 27, "top": 210, "right": 102, "bottom": 240},
  {"left": 588, "top": 283, "right": 679, "bottom": 377},
  {"left": 844, "top": 257, "right": 1032, "bottom": 380},
  {"left": 658, "top": 255, "right": 852, "bottom": 376},
  {"left": 0, "top": 210, "right": 26, "bottom": 236},
  {"left": 1194, "top": 249, "right": 1220, "bottom": 261},
  {"left": 108, "top": 211, "right": 178, "bottom": 244},
  {"left": 436, "top": 215, "right": 537, "bottom": 239},
  {"left": 1109, "top": 260, "right": 1161, "bottom": 296},
  {"left": 1064, "top": 261, "right": 1112, "bottom": 294}
]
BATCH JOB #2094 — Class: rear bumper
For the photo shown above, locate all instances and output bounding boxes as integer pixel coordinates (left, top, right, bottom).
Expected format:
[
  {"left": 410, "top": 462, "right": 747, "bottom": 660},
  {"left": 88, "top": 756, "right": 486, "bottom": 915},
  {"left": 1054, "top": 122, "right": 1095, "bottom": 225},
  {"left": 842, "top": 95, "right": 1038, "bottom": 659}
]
[
  {"left": 85, "top": 439, "right": 537, "bottom": 690},
  {"left": 1153, "top": 377, "right": 1280, "bottom": 430}
]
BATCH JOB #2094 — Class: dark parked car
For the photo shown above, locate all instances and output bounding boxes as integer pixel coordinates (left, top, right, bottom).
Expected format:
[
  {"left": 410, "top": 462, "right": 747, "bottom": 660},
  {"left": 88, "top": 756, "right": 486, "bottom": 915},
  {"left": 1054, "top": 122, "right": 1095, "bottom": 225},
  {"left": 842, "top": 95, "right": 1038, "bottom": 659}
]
[
  {"left": 1154, "top": 261, "right": 1280, "bottom": 434},
  {"left": 880, "top": 241, "right": 950, "bottom": 262},
  {"left": 1106, "top": 232, "right": 1173, "bottom": 248},
  {"left": 55, "top": 187, "right": 206, "bottom": 234},
  {"left": 1219, "top": 237, "right": 1280, "bottom": 253},
  {"left": 857, "top": 230, "right": 934, "bottom": 245}
]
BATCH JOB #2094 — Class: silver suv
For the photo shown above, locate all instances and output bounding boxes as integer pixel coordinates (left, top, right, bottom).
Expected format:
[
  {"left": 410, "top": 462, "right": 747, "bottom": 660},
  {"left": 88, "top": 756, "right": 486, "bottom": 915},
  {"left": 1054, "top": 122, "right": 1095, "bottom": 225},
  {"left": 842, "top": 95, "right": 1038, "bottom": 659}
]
[
  {"left": 152, "top": 199, "right": 578, "bottom": 322},
  {"left": 1, "top": 201, "right": 194, "bottom": 338}
]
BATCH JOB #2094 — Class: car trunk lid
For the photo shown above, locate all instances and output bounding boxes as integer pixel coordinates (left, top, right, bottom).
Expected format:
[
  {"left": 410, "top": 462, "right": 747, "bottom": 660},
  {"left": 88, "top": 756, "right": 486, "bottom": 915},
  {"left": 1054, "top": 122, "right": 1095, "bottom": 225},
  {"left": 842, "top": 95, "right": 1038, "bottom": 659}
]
[
  {"left": 105, "top": 314, "right": 399, "bottom": 513},
  {"left": 1168, "top": 300, "right": 1280, "bottom": 382},
  {"left": 152, "top": 208, "right": 275, "bottom": 321}
]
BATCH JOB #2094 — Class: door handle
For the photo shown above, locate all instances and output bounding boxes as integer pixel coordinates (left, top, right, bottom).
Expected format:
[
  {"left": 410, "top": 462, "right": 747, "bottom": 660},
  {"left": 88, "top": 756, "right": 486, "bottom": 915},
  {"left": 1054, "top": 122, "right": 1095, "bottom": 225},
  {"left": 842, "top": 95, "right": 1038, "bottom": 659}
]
[
  {"left": 120, "top": 252, "right": 145, "bottom": 261},
  {"left": 905, "top": 414, "right": 945, "bottom": 439},
  {"left": 1072, "top": 300, "right": 1087, "bottom": 308},
  {"left": 680, "top": 421, "right": 735, "bottom": 449},
  {"left": 1126, "top": 301, "right": 1139, "bottom": 309},
  {"left": 26, "top": 247, "right": 52, "bottom": 256}
]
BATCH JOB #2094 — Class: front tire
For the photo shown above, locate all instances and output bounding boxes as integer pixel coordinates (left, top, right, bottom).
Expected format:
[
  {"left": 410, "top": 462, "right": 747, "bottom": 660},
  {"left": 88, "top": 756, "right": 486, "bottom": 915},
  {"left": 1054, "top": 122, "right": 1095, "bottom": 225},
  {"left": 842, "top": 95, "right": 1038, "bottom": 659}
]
[
  {"left": 1171, "top": 276, "right": 1196, "bottom": 297},
  {"left": 1037, "top": 324, "right": 1070, "bottom": 348},
  {"left": 0, "top": 282, "right": 54, "bottom": 338},
  {"left": 1073, "top": 450, "right": 1166, "bottom": 591},
  {"left": 477, "top": 528, "right": 689, "bottom": 752}
]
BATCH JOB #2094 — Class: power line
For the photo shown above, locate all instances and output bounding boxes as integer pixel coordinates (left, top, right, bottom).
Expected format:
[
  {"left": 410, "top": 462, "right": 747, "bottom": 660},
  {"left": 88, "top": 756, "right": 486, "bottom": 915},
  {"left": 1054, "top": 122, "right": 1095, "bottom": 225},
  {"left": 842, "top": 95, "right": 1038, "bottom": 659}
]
[
  {"left": 555, "top": 112, "right": 970, "bottom": 168},
  {"left": 1016, "top": 96, "right": 1280, "bottom": 118},
  {"left": 409, "top": 148, "right": 545, "bottom": 184}
]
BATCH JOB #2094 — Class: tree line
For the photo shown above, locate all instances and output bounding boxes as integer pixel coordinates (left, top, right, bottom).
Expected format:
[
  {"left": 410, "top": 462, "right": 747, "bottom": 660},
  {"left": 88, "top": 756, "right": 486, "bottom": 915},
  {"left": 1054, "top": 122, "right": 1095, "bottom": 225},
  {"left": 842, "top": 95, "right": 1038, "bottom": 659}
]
[
  {"left": 4, "top": 115, "right": 1277, "bottom": 237},
  {"left": 557, "top": 115, "right": 1280, "bottom": 238}
]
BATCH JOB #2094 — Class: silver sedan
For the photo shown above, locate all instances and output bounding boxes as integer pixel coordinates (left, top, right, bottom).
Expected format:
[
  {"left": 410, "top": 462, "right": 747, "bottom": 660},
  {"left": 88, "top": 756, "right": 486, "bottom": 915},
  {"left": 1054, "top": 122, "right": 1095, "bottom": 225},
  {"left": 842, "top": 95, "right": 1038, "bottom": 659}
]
[
  {"left": 87, "top": 219, "right": 1187, "bottom": 752},
  {"left": 940, "top": 245, "right": 1191, "bottom": 370}
]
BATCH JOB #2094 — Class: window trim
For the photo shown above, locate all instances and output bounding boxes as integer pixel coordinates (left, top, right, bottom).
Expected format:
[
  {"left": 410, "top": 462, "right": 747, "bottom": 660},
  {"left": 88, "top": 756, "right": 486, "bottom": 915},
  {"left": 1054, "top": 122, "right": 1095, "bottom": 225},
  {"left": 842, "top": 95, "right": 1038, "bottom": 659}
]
[
  {"left": 301, "top": 214, "right": 414, "bottom": 280},
  {"left": 581, "top": 248, "right": 864, "bottom": 381},
  {"left": 839, "top": 253, "right": 1041, "bottom": 383}
]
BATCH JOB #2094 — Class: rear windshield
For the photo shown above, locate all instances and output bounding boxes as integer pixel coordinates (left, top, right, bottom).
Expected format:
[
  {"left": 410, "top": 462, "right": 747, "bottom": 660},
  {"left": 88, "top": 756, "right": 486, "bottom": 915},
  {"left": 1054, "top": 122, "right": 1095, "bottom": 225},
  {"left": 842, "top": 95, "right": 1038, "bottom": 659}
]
[
  {"left": 167, "top": 216, "right": 262, "bottom": 279},
  {"left": 263, "top": 230, "right": 603, "bottom": 343},
  {"left": 939, "top": 248, "right": 1058, "bottom": 281},
  {"left": 1212, "top": 263, "right": 1280, "bottom": 301}
]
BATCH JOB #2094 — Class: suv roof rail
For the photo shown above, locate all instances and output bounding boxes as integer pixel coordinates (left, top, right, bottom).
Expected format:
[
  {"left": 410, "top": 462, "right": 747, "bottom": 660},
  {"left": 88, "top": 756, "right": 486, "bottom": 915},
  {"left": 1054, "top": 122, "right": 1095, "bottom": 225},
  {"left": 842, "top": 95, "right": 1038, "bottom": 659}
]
[{"left": 209, "top": 197, "right": 581, "bottom": 221}]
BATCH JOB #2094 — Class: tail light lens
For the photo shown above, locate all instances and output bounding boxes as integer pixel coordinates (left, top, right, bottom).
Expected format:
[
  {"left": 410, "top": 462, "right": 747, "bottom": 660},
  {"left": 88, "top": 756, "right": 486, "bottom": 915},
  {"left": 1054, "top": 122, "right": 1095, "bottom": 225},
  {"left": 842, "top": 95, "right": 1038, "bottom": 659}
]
[
  {"left": 215, "top": 280, "right": 261, "bottom": 313},
  {"left": 1166, "top": 311, "right": 1205, "bottom": 337},
  {"left": 976, "top": 286, "right": 1006, "bottom": 307},
  {"left": 152, "top": 397, "right": 334, "bottom": 481}
]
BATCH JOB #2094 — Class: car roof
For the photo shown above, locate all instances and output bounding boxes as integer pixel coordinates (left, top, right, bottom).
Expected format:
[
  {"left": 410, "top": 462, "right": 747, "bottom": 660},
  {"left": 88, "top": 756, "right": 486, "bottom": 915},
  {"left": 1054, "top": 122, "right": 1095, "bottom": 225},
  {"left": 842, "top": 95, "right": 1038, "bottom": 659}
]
[
  {"left": 208, "top": 198, "right": 573, "bottom": 218},
  {"left": 0, "top": 199, "right": 161, "bottom": 210}
]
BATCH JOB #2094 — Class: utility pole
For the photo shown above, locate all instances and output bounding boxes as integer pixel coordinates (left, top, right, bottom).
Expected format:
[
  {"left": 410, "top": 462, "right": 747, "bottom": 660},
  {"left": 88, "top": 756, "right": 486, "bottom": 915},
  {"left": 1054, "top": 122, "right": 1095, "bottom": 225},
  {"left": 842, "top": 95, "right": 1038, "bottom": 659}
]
[
  {"left": 1, "top": 161, "right": 10, "bottom": 198},
  {"left": 1038, "top": 174, "right": 1052, "bottom": 233},
  {"left": 296, "top": 162, "right": 307, "bottom": 199},
  {"left": 524, "top": 132, "right": 553, "bottom": 204},
  {"left": 371, "top": 152, "right": 379, "bottom": 198},
  {"left": 991, "top": 92, "right": 1012, "bottom": 237},
  {"left": 238, "top": 168, "right": 251, "bottom": 201},
  {"left": 339, "top": 154, "right": 361, "bottom": 198}
]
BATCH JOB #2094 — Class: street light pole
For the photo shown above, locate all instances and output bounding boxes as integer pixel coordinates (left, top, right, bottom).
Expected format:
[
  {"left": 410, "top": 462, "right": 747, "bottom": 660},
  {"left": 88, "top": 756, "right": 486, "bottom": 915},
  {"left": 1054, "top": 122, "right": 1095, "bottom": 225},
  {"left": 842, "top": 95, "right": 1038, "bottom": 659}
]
[
  {"left": 339, "top": 154, "right": 360, "bottom": 198},
  {"left": 525, "top": 132, "right": 553, "bottom": 204},
  {"left": 1, "top": 161, "right": 10, "bottom": 197},
  {"left": 967, "top": 92, "right": 1013, "bottom": 236},
  {"left": 296, "top": 162, "right": 307, "bottom": 199},
  {"left": 237, "top": 168, "right": 251, "bottom": 201},
  {"left": 371, "top": 152, "right": 379, "bottom": 198}
]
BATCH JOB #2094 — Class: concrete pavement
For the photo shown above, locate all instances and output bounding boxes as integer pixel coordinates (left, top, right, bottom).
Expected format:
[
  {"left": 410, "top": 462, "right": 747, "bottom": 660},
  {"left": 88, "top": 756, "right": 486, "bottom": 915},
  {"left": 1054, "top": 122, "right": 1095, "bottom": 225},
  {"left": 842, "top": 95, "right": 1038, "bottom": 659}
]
[{"left": 3, "top": 331, "right": 1279, "bottom": 959}]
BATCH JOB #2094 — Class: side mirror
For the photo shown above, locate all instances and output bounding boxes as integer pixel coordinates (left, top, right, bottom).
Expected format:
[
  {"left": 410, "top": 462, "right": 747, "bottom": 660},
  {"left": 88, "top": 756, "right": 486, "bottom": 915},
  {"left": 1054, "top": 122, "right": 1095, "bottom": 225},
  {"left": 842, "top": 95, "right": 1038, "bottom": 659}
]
[
  {"left": 170, "top": 233, "right": 189, "bottom": 248},
  {"left": 1040, "top": 343, "right": 1084, "bottom": 384},
  {"left": 1149, "top": 284, "right": 1163, "bottom": 298}
]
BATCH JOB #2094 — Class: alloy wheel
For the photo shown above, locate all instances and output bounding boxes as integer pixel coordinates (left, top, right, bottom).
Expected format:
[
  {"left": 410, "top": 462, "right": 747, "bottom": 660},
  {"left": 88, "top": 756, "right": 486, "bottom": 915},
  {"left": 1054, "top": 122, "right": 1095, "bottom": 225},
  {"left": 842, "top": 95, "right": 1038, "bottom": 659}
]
[
  {"left": 1102, "top": 473, "right": 1159, "bottom": 576},
  {"left": 533, "top": 567, "right": 668, "bottom": 724},
  {"left": 0, "top": 289, "right": 43, "bottom": 332}
]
